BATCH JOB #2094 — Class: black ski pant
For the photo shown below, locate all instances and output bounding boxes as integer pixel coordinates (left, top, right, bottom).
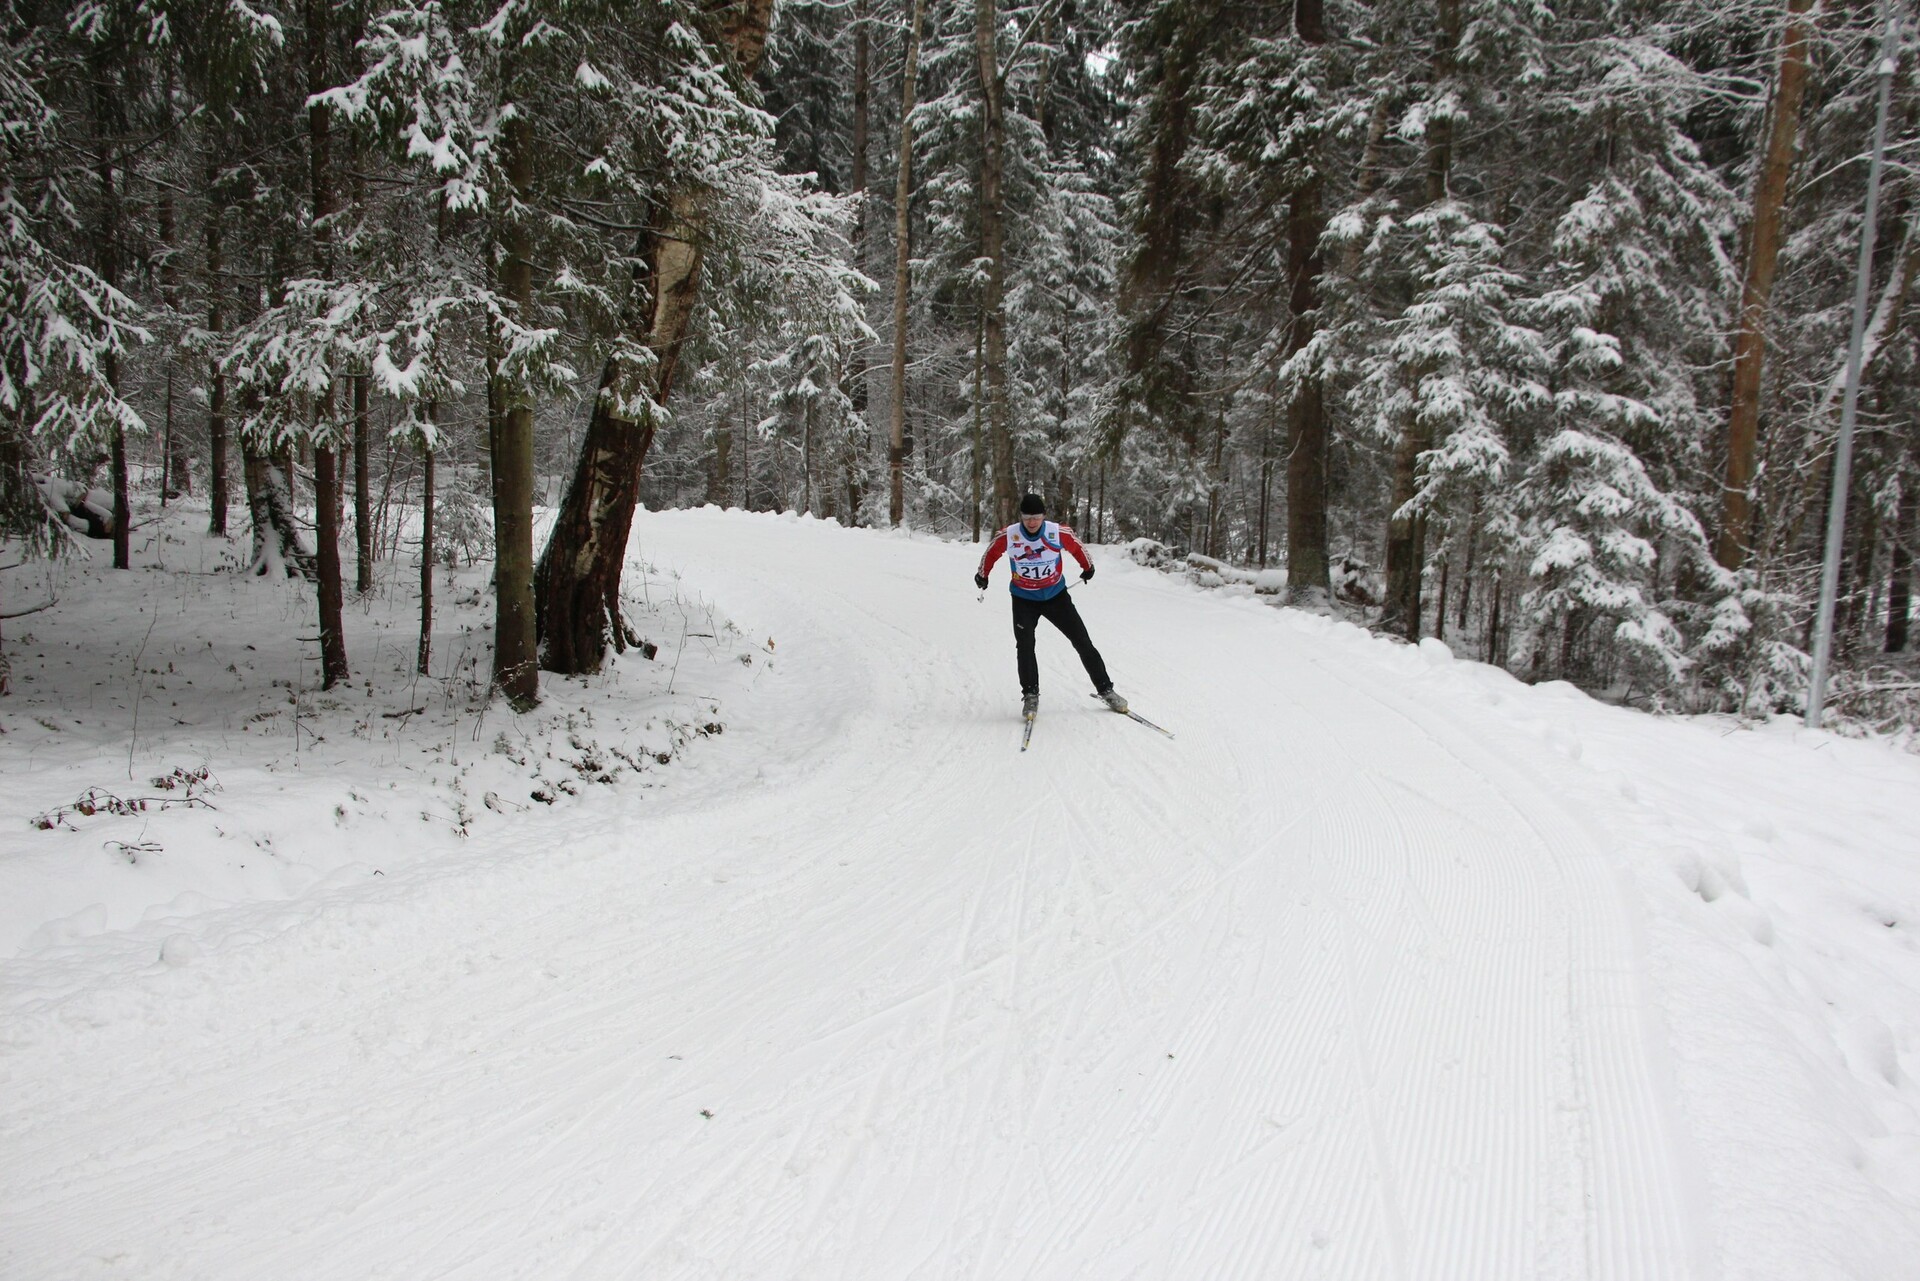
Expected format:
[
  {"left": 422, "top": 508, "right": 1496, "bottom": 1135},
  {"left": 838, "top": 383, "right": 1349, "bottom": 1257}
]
[{"left": 1011, "top": 590, "right": 1112, "bottom": 696}]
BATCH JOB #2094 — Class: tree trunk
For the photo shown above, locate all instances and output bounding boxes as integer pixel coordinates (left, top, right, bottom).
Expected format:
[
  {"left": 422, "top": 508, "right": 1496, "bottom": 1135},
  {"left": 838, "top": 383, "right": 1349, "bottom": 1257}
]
[
  {"left": 1096, "top": 460, "right": 1106, "bottom": 543},
  {"left": 1285, "top": 173, "right": 1329, "bottom": 601},
  {"left": 1382, "top": 420, "right": 1431, "bottom": 639},
  {"left": 1716, "top": 0, "right": 1820, "bottom": 571},
  {"left": 971, "top": 314, "right": 985, "bottom": 540},
  {"left": 1836, "top": 486, "right": 1877, "bottom": 657},
  {"left": 977, "top": 0, "right": 1016, "bottom": 527},
  {"left": 802, "top": 397, "right": 815, "bottom": 514},
  {"left": 1255, "top": 406, "right": 1273, "bottom": 568},
  {"left": 889, "top": 0, "right": 927, "bottom": 526},
  {"left": 845, "top": 0, "right": 870, "bottom": 524},
  {"left": 1888, "top": 483, "right": 1914, "bottom": 652},
  {"left": 419, "top": 414, "right": 436, "bottom": 675},
  {"left": 710, "top": 418, "right": 731, "bottom": 506},
  {"left": 90, "top": 52, "right": 129, "bottom": 570},
  {"left": 742, "top": 400, "right": 754, "bottom": 509},
  {"left": 313, "top": 444, "right": 350, "bottom": 686},
  {"left": 491, "top": 111, "right": 541, "bottom": 707},
  {"left": 206, "top": 164, "right": 230, "bottom": 536},
  {"left": 1484, "top": 570, "right": 1502, "bottom": 664},
  {"left": 158, "top": 190, "right": 191, "bottom": 500},
  {"left": 1295, "top": 0, "right": 1327, "bottom": 43},
  {"left": 536, "top": 196, "right": 702, "bottom": 675},
  {"left": 161, "top": 369, "right": 174, "bottom": 504},
  {"left": 308, "top": 0, "right": 349, "bottom": 689},
  {"left": 1861, "top": 516, "right": 1887, "bottom": 652},
  {"left": 851, "top": 0, "right": 869, "bottom": 231},
  {"left": 109, "top": 390, "right": 129, "bottom": 568},
  {"left": 1205, "top": 390, "right": 1229, "bottom": 559},
  {"left": 533, "top": 3, "right": 774, "bottom": 675},
  {"left": 1381, "top": 0, "right": 1458, "bottom": 637},
  {"left": 354, "top": 374, "right": 372, "bottom": 592},
  {"left": 1457, "top": 498, "right": 1479, "bottom": 631}
]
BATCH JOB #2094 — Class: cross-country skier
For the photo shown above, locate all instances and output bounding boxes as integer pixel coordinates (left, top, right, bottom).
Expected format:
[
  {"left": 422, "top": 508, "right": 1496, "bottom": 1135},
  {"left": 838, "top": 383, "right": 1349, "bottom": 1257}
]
[{"left": 974, "top": 493, "right": 1129, "bottom": 721}]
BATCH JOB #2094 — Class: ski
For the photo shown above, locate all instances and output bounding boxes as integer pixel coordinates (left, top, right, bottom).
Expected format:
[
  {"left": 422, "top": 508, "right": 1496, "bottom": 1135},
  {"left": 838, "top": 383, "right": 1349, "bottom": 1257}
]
[
  {"left": 1123, "top": 709, "right": 1174, "bottom": 738},
  {"left": 1091, "top": 694, "right": 1174, "bottom": 739},
  {"left": 1020, "top": 712, "right": 1036, "bottom": 752}
]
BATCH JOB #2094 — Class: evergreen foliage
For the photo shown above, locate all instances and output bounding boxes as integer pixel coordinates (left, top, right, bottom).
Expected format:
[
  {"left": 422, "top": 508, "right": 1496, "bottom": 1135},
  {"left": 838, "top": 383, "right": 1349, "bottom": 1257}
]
[{"left": 4, "top": 0, "right": 1919, "bottom": 722}]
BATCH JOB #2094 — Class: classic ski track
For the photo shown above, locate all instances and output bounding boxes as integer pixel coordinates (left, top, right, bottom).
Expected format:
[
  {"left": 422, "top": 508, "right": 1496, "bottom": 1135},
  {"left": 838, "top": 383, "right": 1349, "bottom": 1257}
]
[
  {"left": 1292, "top": 637, "right": 1709, "bottom": 1279},
  {"left": 0, "top": 511, "right": 1707, "bottom": 1280}
]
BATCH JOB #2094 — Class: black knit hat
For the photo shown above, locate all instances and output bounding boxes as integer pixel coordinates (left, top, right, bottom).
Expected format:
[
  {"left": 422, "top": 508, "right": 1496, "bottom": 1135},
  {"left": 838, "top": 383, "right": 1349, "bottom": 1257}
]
[{"left": 1018, "top": 493, "right": 1046, "bottom": 516}]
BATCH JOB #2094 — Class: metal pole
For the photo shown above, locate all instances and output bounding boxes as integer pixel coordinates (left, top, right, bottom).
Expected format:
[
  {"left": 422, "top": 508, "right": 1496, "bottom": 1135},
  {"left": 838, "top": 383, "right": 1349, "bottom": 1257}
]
[{"left": 1808, "top": 15, "right": 1900, "bottom": 728}]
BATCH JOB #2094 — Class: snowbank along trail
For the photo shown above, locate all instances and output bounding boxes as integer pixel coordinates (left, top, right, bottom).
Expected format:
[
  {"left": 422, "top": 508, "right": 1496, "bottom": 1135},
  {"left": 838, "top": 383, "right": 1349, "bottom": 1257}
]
[{"left": 3, "top": 508, "right": 1712, "bottom": 1279}]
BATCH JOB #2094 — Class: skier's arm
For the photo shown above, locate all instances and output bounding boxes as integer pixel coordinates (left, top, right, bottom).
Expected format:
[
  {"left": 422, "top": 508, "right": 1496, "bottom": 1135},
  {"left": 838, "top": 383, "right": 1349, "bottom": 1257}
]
[
  {"left": 1060, "top": 526, "right": 1095, "bottom": 581},
  {"left": 976, "top": 531, "right": 1009, "bottom": 582}
]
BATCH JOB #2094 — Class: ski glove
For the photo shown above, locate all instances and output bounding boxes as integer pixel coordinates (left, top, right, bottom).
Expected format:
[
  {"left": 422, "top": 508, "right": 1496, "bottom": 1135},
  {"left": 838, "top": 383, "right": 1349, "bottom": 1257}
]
[
  {"left": 974, "top": 572, "right": 990, "bottom": 590},
  {"left": 1080, "top": 565, "right": 1095, "bottom": 583}
]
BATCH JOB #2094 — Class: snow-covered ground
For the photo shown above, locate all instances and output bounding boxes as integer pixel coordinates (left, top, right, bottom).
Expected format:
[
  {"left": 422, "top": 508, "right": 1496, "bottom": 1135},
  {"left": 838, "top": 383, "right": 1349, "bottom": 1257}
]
[{"left": 3, "top": 505, "right": 1919, "bottom": 1279}]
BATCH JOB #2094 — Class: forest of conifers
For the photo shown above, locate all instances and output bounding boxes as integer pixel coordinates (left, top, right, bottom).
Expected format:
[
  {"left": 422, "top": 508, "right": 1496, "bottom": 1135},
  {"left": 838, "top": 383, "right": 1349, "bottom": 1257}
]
[{"left": 3, "top": 0, "right": 1918, "bottom": 725}]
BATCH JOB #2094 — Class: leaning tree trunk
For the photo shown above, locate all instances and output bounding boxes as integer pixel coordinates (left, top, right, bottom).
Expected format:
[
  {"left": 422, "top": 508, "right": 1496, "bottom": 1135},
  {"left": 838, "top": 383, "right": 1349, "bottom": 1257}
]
[
  {"left": 534, "top": 0, "right": 775, "bottom": 675},
  {"left": 889, "top": 0, "right": 927, "bottom": 527},
  {"left": 1716, "top": 0, "right": 1820, "bottom": 572},
  {"left": 976, "top": 0, "right": 1016, "bottom": 528},
  {"left": 534, "top": 199, "right": 704, "bottom": 674}
]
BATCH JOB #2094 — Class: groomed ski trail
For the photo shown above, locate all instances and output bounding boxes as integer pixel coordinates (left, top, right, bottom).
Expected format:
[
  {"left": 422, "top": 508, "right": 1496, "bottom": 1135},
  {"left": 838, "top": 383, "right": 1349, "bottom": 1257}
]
[{"left": 1, "top": 508, "right": 1711, "bottom": 1280}]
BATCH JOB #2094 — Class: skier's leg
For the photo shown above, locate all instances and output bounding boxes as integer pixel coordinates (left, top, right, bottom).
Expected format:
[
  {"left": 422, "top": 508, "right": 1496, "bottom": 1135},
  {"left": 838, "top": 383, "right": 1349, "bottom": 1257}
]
[
  {"left": 1041, "top": 592, "right": 1113, "bottom": 692},
  {"left": 1011, "top": 597, "right": 1042, "bottom": 694}
]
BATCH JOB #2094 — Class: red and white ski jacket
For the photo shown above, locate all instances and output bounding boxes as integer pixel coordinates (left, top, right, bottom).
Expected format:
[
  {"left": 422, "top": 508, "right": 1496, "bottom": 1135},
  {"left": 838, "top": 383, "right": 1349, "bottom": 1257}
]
[{"left": 977, "top": 520, "right": 1092, "bottom": 601}]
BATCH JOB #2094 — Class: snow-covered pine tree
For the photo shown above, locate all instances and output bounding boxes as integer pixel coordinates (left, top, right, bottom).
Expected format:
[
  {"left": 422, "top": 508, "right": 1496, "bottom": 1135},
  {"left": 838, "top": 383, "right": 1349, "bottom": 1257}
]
[
  {"left": 1105, "top": 0, "right": 1227, "bottom": 546},
  {"left": 0, "top": 8, "right": 148, "bottom": 553},
  {"left": 1185, "top": 2, "right": 1351, "bottom": 594},
  {"left": 908, "top": 0, "right": 1119, "bottom": 535},
  {"left": 1001, "top": 0, "right": 1121, "bottom": 529},
  {"left": 336, "top": 0, "right": 662, "bottom": 700},
  {"left": 1516, "top": 13, "right": 1740, "bottom": 693}
]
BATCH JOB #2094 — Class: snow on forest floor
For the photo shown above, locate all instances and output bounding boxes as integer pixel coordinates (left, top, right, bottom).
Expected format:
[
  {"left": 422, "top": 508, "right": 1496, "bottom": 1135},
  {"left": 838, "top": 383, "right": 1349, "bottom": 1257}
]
[
  {"left": 3, "top": 502, "right": 1919, "bottom": 1279},
  {"left": 0, "top": 504, "right": 760, "bottom": 964}
]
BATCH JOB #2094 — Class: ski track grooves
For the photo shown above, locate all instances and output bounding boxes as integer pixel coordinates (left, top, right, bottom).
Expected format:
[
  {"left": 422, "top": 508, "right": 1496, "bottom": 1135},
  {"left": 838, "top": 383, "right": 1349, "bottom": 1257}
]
[{"left": 0, "top": 510, "right": 1707, "bottom": 1281}]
